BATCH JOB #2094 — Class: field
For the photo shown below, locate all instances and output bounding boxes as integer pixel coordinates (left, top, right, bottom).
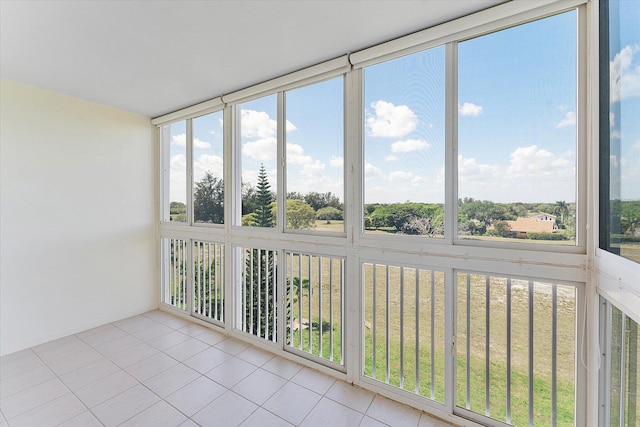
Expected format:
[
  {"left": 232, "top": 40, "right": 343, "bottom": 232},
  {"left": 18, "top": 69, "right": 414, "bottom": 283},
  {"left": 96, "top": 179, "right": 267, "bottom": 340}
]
[
  {"left": 171, "top": 238, "right": 583, "bottom": 426},
  {"left": 282, "top": 258, "right": 579, "bottom": 426}
]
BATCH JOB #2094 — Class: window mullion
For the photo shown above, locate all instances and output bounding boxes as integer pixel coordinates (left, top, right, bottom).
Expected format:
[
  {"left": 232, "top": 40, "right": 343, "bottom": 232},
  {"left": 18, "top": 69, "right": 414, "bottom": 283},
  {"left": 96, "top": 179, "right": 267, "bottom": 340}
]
[
  {"left": 445, "top": 41, "right": 458, "bottom": 244},
  {"left": 160, "top": 125, "right": 171, "bottom": 222},
  {"left": 345, "top": 68, "right": 363, "bottom": 383},
  {"left": 186, "top": 118, "right": 194, "bottom": 225},
  {"left": 277, "top": 91, "right": 286, "bottom": 232}
]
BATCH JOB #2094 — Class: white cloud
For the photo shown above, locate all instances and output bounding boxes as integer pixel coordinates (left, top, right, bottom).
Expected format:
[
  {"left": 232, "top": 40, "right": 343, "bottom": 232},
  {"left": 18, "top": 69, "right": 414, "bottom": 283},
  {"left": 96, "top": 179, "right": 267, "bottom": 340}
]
[
  {"left": 171, "top": 133, "right": 186, "bottom": 146},
  {"left": 555, "top": 111, "right": 576, "bottom": 128},
  {"left": 365, "top": 161, "right": 383, "bottom": 179},
  {"left": 391, "top": 139, "right": 431, "bottom": 153},
  {"left": 611, "top": 130, "right": 621, "bottom": 139},
  {"left": 285, "top": 121, "right": 297, "bottom": 132},
  {"left": 457, "top": 155, "right": 500, "bottom": 182},
  {"left": 610, "top": 112, "right": 615, "bottom": 127},
  {"left": 301, "top": 160, "right": 326, "bottom": 177},
  {"left": 286, "top": 143, "right": 312, "bottom": 165},
  {"left": 388, "top": 171, "right": 425, "bottom": 185},
  {"left": 610, "top": 44, "right": 640, "bottom": 103},
  {"left": 170, "top": 133, "right": 211, "bottom": 149},
  {"left": 243, "top": 137, "right": 276, "bottom": 161},
  {"left": 194, "top": 154, "right": 223, "bottom": 180},
  {"left": 458, "top": 148, "right": 575, "bottom": 202},
  {"left": 366, "top": 100, "right": 418, "bottom": 138},
  {"left": 241, "top": 109, "right": 297, "bottom": 138},
  {"left": 610, "top": 155, "right": 619, "bottom": 169},
  {"left": 169, "top": 154, "right": 186, "bottom": 203},
  {"left": 385, "top": 155, "right": 399, "bottom": 162},
  {"left": 329, "top": 155, "right": 343, "bottom": 167},
  {"left": 505, "top": 145, "right": 572, "bottom": 179},
  {"left": 241, "top": 110, "right": 276, "bottom": 138},
  {"left": 194, "top": 138, "right": 212, "bottom": 149},
  {"left": 458, "top": 102, "right": 483, "bottom": 117}
]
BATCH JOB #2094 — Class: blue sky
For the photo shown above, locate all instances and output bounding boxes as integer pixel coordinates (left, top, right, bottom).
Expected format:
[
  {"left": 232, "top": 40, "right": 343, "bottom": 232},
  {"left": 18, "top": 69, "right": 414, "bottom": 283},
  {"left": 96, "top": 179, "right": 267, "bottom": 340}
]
[
  {"left": 609, "top": 0, "right": 640, "bottom": 201},
  {"left": 169, "top": 6, "right": 640, "bottom": 205}
]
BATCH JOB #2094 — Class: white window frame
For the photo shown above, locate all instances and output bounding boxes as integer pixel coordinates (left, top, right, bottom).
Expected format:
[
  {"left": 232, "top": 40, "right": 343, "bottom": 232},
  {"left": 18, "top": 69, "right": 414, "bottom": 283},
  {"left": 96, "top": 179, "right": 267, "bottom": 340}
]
[{"left": 151, "top": 1, "right": 619, "bottom": 426}]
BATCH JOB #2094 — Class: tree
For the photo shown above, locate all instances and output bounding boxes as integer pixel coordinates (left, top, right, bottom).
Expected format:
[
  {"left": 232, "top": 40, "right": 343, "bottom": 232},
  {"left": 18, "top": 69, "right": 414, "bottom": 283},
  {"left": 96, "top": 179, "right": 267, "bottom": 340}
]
[
  {"left": 193, "top": 172, "right": 224, "bottom": 224},
  {"left": 458, "top": 199, "right": 510, "bottom": 227},
  {"left": 554, "top": 200, "right": 568, "bottom": 225},
  {"left": 244, "top": 247, "right": 276, "bottom": 340},
  {"left": 170, "top": 201, "right": 186, "bottom": 214},
  {"left": 285, "top": 200, "right": 316, "bottom": 229},
  {"left": 169, "top": 201, "right": 186, "bottom": 221},
  {"left": 287, "top": 191, "right": 304, "bottom": 200},
  {"left": 250, "top": 164, "right": 275, "bottom": 228},
  {"left": 491, "top": 221, "right": 513, "bottom": 238},
  {"left": 304, "top": 191, "right": 343, "bottom": 211},
  {"left": 317, "top": 206, "right": 343, "bottom": 221},
  {"left": 242, "top": 182, "right": 257, "bottom": 216},
  {"left": 401, "top": 216, "right": 437, "bottom": 236},
  {"left": 244, "top": 166, "right": 277, "bottom": 339}
]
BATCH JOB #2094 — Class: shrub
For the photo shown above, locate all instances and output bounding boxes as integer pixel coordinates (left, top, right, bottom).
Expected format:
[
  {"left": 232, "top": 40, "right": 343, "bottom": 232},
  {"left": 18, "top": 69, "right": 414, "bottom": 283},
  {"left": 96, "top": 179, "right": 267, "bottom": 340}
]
[{"left": 527, "top": 232, "right": 568, "bottom": 240}]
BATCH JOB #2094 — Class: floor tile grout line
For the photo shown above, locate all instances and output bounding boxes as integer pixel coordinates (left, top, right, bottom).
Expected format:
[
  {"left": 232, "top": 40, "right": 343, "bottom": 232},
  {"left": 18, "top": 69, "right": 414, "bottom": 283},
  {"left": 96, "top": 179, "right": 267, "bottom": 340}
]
[{"left": 2, "top": 310, "right": 448, "bottom": 427}]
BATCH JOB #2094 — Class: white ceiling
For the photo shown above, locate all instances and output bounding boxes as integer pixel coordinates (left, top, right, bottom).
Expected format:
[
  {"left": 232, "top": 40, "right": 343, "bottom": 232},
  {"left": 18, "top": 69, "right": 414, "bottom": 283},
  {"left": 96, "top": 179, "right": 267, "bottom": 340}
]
[{"left": 1, "top": 0, "right": 506, "bottom": 118}]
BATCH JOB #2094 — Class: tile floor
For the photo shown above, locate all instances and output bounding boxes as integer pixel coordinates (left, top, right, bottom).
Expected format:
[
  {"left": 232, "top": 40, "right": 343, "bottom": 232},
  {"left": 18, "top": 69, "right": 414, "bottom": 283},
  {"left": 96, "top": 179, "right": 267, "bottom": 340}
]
[{"left": 0, "top": 310, "right": 451, "bottom": 427}]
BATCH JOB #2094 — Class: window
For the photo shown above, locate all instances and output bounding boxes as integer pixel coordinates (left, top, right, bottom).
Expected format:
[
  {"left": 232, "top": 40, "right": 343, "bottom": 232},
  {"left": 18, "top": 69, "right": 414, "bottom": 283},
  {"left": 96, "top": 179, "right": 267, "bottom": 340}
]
[
  {"left": 166, "top": 120, "right": 187, "bottom": 222},
  {"left": 601, "top": 0, "right": 640, "bottom": 264},
  {"left": 157, "top": 3, "right": 591, "bottom": 426},
  {"left": 285, "top": 78, "right": 344, "bottom": 233},
  {"left": 363, "top": 46, "right": 445, "bottom": 238},
  {"left": 239, "top": 95, "right": 278, "bottom": 228},
  {"left": 458, "top": 11, "right": 577, "bottom": 245},
  {"left": 193, "top": 112, "right": 224, "bottom": 224}
]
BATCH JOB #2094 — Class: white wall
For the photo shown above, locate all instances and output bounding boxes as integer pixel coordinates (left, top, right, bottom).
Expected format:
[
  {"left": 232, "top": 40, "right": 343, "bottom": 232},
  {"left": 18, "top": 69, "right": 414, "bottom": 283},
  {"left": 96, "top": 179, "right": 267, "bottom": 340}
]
[{"left": 0, "top": 79, "right": 157, "bottom": 356}]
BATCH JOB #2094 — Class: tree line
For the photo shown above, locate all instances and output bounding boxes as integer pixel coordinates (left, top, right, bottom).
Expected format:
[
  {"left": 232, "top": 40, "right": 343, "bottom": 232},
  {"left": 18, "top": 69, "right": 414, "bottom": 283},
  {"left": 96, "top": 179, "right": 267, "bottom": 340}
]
[
  {"left": 170, "top": 164, "right": 345, "bottom": 229},
  {"left": 171, "top": 166, "right": 587, "bottom": 240}
]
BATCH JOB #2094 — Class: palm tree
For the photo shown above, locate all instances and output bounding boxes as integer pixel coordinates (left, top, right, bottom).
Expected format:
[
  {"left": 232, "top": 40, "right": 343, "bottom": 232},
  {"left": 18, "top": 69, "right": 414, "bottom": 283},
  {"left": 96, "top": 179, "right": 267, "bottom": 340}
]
[{"left": 555, "top": 200, "right": 568, "bottom": 225}]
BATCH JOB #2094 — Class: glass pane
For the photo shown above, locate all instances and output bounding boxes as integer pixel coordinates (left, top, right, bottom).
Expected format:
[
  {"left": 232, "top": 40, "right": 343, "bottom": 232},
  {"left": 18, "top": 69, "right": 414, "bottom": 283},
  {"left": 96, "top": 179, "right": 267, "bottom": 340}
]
[
  {"left": 168, "top": 120, "right": 187, "bottom": 222},
  {"left": 458, "top": 12, "right": 577, "bottom": 245},
  {"left": 240, "top": 95, "right": 278, "bottom": 228},
  {"left": 363, "top": 46, "right": 445, "bottom": 238},
  {"left": 193, "top": 111, "right": 224, "bottom": 224},
  {"left": 608, "top": 304, "right": 640, "bottom": 426},
  {"left": 605, "top": 0, "right": 640, "bottom": 263},
  {"left": 285, "top": 78, "right": 344, "bottom": 232}
]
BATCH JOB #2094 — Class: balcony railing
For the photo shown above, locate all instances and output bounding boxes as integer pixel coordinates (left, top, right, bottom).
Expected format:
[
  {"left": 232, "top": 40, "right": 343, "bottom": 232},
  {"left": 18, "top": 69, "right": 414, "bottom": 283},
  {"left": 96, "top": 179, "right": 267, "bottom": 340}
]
[
  {"left": 363, "top": 263, "right": 446, "bottom": 401},
  {"left": 286, "top": 252, "right": 344, "bottom": 367},
  {"left": 193, "top": 241, "right": 224, "bottom": 323},
  {"left": 456, "top": 273, "right": 577, "bottom": 427},
  {"left": 162, "top": 240, "right": 584, "bottom": 427}
]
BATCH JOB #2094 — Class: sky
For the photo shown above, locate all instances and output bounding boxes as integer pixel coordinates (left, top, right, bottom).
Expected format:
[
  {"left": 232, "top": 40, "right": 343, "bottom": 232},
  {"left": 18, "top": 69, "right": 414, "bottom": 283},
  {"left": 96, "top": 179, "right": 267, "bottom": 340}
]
[
  {"left": 169, "top": 6, "right": 640, "bottom": 206},
  {"left": 609, "top": 0, "right": 640, "bottom": 201}
]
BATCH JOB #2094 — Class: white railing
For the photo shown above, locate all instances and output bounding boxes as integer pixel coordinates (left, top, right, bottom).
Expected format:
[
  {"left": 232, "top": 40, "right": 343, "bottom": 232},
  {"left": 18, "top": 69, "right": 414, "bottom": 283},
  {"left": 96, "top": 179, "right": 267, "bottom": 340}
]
[
  {"left": 363, "top": 262, "right": 446, "bottom": 401},
  {"left": 193, "top": 241, "right": 224, "bottom": 323},
  {"left": 239, "top": 246, "right": 278, "bottom": 342},
  {"left": 162, "top": 242, "right": 584, "bottom": 427},
  {"left": 166, "top": 238, "right": 188, "bottom": 311},
  {"left": 602, "top": 301, "right": 639, "bottom": 427},
  {"left": 286, "top": 252, "right": 344, "bottom": 367},
  {"left": 456, "top": 272, "right": 578, "bottom": 427}
]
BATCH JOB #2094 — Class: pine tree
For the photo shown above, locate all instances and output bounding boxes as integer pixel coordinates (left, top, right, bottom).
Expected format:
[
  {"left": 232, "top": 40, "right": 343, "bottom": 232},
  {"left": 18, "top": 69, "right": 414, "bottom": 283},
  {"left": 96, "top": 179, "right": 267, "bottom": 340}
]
[
  {"left": 253, "top": 164, "right": 274, "bottom": 228},
  {"left": 244, "top": 164, "right": 277, "bottom": 340}
]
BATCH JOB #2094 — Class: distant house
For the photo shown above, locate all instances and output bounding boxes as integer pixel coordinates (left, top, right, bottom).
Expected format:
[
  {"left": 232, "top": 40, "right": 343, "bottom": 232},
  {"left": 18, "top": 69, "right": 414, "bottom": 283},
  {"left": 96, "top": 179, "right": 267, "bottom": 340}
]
[{"left": 504, "top": 212, "right": 558, "bottom": 237}]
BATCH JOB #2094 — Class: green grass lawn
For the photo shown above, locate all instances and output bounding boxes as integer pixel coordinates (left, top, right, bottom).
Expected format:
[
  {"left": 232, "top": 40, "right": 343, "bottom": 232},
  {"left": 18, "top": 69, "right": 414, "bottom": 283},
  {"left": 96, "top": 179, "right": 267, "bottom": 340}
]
[
  {"left": 313, "top": 219, "right": 345, "bottom": 232},
  {"left": 171, "top": 247, "right": 580, "bottom": 426}
]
